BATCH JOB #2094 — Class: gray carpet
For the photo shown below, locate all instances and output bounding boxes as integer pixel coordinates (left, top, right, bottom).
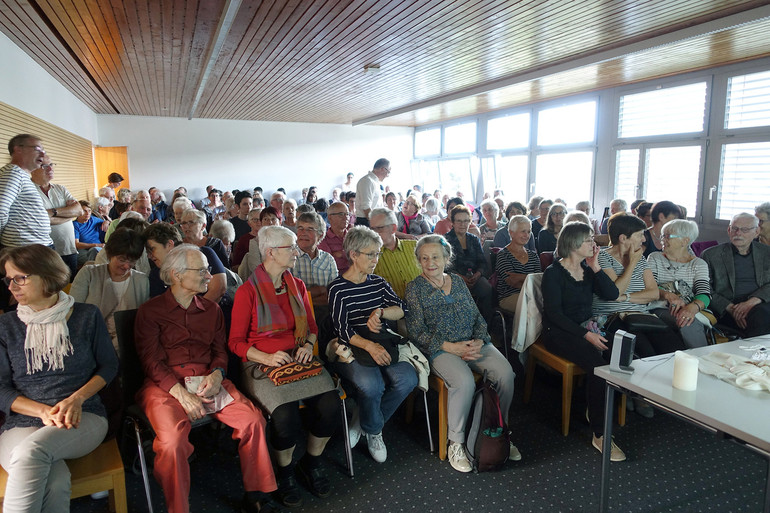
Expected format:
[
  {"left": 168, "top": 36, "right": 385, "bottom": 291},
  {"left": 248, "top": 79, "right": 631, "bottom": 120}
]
[{"left": 71, "top": 369, "right": 766, "bottom": 512}]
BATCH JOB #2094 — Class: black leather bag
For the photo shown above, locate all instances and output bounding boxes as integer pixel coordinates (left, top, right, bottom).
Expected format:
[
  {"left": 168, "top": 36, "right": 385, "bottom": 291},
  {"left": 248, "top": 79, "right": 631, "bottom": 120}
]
[
  {"left": 350, "top": 322, "right": 406, "bottom": 367},
  {"left": 605, "top": 311, "right": 669, "bottom": 333}
]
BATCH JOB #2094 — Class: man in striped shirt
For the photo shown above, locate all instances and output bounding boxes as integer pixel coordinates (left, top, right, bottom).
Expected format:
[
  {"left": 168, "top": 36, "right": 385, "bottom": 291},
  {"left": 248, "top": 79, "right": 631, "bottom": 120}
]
[
  {"left": 369, "top": 208, "right": 421, "bottom": 299},
  {"left": 292, "top": 211, "right": 338, "bottom": 322},
  {"left": 0, "top": 134, "right": 52, "bottom": 249}
]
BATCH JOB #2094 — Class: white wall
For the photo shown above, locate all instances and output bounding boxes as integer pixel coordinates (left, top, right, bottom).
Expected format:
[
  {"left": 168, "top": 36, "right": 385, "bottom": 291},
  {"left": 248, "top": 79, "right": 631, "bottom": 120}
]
[
  {"left": 0, "top": 32, "right": 97, "bottom": 142},
  {"left": 96, "top": 115, "right": 413, "bottom": 203}
]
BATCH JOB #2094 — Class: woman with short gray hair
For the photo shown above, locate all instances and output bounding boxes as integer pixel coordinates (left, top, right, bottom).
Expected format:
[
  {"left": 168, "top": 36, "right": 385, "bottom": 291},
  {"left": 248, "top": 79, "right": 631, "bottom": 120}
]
[
  {"left": 755, "top": 202, "right": 770, "bottom": 245},
  {"left": 209, "top": 219, "right": 236, "bottom": 258},
  {"left": 180, "top": 209, "right": 230, "bottom": 269},
  {"left": 479, "top": 199, "right": 506, "bottom": 242},
  {"left": 406, "top": 235, "right": 518, "bottom": 472},
  {"left": 327, "top": 226, "right": 417, "bottom": 464},
  {"left": 496, "top": 215, "right": 540, "bottom": 311},
  {"left": 647, "top": 219, "right": 711, "bottom": 348}
]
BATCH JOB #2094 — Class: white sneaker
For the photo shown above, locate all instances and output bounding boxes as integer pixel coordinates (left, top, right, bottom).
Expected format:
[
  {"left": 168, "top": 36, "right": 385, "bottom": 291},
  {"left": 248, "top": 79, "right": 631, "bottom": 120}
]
[
  {"left": 509, "top": 442, "right": 522, "bottom": 461},
  {"left": 592, "top": 434, "right": 626, "bottom": 462},
  {"left": 365, "top": 432, "right": 387, "bottom": 463},
  {"left": 90, "top": 491, "right": 109, "bottom": 500},
  {"left": 348, "top": 408, "right": 361, "bottom": 449},
  {"left": 448, "top": 442, "right": 472, "bottom": 473}
]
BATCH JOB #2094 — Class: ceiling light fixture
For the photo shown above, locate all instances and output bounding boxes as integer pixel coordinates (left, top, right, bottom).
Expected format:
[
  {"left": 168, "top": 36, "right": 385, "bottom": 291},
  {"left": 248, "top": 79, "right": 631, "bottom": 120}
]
[{"left": 363, "top": 64, "right": 381, "bottom": 75}]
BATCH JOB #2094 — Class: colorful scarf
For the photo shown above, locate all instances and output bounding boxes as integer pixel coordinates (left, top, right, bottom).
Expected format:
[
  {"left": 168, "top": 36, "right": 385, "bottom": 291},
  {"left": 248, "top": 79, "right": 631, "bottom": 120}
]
[
  {"left": 402, "top": 211, "right": 418, "bottom": 233},
  {"left": 249, "top": 264, "right": 308, "bottom": 345}
]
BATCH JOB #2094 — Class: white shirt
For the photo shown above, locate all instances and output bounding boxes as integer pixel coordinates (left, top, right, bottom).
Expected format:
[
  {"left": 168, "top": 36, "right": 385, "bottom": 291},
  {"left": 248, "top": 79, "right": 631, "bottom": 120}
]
[
  {"left": 35, "top": 183, "right": 77, "bottom": 255},
  {"left": 355, "top": 171, "right": 383, "bottom": 217}
]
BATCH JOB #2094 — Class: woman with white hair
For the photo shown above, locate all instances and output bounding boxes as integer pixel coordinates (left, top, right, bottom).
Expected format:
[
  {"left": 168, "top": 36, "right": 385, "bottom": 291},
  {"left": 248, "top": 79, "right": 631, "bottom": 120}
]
[
  {"left": 479, "top": 199, "right": 506, "bottom": 242},
  {"left": 406, "top": 235, "right": 518, "bottom": 473},
  {"left": 93, "top": 196, "right": 113, "bottom": 222},
  {"left": 327, "top": 226, "right": 417, "bottom": 464},
  {"left": 755, "top": 202, "right": 770, "bottom": 245},
  {"left": 496, "top": 216, "right": 541, "bottom": 311},
  {"left": 647, "top": 219, "right": 711, "bottom": 348},
  {"left": 229, "top": 226, "right": 338, "bottom": 507},
  {"left": 180, "top": 209, "right": 230, "bottom": 269},
  {"left": 209, "top": 219, "right": 236, "bottom": 261}
]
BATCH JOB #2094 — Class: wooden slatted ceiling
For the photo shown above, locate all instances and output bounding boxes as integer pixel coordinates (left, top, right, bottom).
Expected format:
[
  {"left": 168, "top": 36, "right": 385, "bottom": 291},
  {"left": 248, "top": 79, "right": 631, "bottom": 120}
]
[
  {"left": 0, "top": 101, "right": 95, "bottom": 201},
  {"left": 0, "top": 0, "right": 769, "bottom": 126}
]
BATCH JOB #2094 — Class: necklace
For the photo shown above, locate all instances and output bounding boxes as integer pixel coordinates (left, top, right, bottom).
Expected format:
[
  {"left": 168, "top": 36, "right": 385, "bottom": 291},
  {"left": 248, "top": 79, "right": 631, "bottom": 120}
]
[
  {"left": 424, "top": 272, "right": 447, "bottom": 293},
  {"left": 274, "top": 276, "right": 286, "bottom": 294}
]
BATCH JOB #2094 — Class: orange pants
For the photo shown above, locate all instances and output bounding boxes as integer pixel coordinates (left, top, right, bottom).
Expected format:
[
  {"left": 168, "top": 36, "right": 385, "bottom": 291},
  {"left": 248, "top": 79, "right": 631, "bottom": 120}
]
[{"left": 137, "top": 379, "right": 276, "bottom": 513}]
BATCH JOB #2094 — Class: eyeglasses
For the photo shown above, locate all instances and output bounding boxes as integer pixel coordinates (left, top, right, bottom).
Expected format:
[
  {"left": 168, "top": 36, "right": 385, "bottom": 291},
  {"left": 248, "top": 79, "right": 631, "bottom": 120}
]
[
  {"left": 358, "top": 251, "right": 382, "bottom": 259},
  {"left": 115, "top": 256, "right": 138, "bottom": 266},
  {"left": 183, "top": 267, "right": 212, "bottom": 276},
  {"left": 179, "top": 220, "right": 200, "bottom": 226},
  {"left": 454, "top": 218, "right": 471, "bottom": 224},
  {"left": 729, "top": 225, "right": 757, "bottom": 234},
  {"left": 2, "top": 274, "right": 31, "bottom": 286},
  {"left": 273, "top": 244, "right": 300, "bottom": 253},
  {"left": 19, "top": 144, "right": 45, "bottom": 153},
  {"left": 42, "top": 163, "right": 56, "bottom": 170},
  {"left": 581, "top": 238, "right": 594, "bottom": 244},
  {"left": 552, "top": 211, "right": 566, "bottom": 217},
  {"left": 660, "top": 234, "right": 684, "bottom": 241},
  {"left": 328, "top": 212, "right": 348, "bottom": 217},
  {"left": 370, "top": 225, "right": 390, "bottom": 232}
]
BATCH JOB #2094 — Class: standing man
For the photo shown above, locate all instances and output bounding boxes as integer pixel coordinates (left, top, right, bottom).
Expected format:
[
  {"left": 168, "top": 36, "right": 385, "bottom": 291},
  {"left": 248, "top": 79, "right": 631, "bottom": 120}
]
[
  {"left": 368, "top": 208, "right": 421, "bottom": 299},
  {"left": 354, "top": 158, "right": 390, "bottom": 226},
  {"left": 319, "top": 200, "right": 350, "bottom": 273},
  {"left": 135, "top": 245, "right": 278, "bottom": 513},
  {"left": 0, "top": 134, "right": 51, "bottom": 249},
  {"left": 702, "top": 212, "right": 770, "bottom": 337},
  {"left": 31, "top": 155, "right": 83, "bottom": 278}
]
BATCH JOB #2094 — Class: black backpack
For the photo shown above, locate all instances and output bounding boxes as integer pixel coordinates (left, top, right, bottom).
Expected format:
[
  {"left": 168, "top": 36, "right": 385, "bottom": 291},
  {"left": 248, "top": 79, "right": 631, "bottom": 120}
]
[{"left": 464, "top": 371, "right": 510, "bottom": 472}]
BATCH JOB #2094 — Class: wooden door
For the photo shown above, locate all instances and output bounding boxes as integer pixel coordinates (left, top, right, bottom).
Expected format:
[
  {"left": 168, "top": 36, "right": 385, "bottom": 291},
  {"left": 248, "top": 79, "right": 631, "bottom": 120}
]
[{"left": 94, "top": 147, "right": 129, "bottom": 193}]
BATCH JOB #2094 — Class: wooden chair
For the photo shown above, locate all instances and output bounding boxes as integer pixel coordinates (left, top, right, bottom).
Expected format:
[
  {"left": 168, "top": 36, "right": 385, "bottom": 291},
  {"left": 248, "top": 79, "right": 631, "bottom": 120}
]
[
  {"left": 523, "top": 339, "right": 626, "bottom": 436},
  {"left": 0, "top": 438, "right": 127, "bottom": 513}
]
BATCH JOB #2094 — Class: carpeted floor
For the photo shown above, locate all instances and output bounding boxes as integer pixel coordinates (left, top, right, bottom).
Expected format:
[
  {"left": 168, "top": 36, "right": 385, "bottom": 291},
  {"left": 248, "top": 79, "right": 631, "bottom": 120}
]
[{"left": 71, "top": 368, "right": 766, "bottom": 513}]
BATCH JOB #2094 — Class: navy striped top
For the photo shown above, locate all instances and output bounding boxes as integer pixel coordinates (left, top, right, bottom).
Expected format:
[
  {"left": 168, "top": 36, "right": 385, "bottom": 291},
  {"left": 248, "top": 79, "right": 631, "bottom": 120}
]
[
  {"left": 328, "top": 274, "right": 405, "bottom": 345},
  {"left": 592, "top": 249, "right": 651, "bottom": 314}
]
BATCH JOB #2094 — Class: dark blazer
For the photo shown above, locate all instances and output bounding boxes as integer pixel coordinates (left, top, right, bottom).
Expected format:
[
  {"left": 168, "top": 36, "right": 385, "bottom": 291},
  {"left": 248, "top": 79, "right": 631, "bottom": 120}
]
[{"left": 700, "top": 241, "right": 770, "bottom": 315}]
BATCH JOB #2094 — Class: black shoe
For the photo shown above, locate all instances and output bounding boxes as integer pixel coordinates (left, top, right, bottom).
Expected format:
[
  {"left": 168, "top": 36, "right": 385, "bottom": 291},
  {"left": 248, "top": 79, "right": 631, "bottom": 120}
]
[
  {"left": 276, "top": 474, "right": 303, "bottom": 508},
  {"left": 297, "top": 461, "right": 332, "bottom": 498},
  {"left": 241, "top": 492, "right": 285, "bottom": 513}
]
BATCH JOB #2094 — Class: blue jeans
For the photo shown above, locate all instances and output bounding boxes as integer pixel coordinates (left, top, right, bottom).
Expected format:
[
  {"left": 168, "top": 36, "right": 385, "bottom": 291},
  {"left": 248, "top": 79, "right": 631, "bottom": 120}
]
[{"left": 333, "top": 360, "right": 417, "bottom": 435}]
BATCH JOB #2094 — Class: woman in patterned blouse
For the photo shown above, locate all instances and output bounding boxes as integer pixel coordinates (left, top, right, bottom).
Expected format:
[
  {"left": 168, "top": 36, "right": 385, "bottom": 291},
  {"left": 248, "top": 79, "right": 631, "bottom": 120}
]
[{"left": 406, "top": 235, "right": 518, "bottom": 473}]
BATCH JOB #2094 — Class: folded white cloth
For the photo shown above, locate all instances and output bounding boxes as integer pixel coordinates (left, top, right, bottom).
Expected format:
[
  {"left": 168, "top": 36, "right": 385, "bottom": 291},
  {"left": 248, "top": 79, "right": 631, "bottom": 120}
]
[{"left": 698, "top": 352, "right": 770, "bottom": 391}]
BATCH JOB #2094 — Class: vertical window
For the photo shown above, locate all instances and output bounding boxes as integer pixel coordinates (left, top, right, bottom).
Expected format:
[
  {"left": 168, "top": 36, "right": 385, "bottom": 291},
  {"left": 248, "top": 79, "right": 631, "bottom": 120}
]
[
  {"left": 535, "top": 152, "right": 593, "bottom": 208},
  {"left": 725, "top": 70, "right": 770, "bottom": 129},
  {"left": 537, "top": 101, "right": 597, "bottom": 146},
  {"left": 618, "top": 82, "right": 707, "bottom": 137},
  {"left": 487, "top": 113, "right": 529, "bottom": 150},
  {"left": 717, "top": 142, "right": 770, "bottom": 220},
  {"left": 414, "top": 128, "right": 440, "bottom": 157},
  {"left": 614, "top": 149, "right": 640, "bottom": 203},
  {"left": 439, "top": 158, "right": 474, "bottom": 197},
  {"left": 495, "top": 155, "right": 529, "bottom": 200},
  {"left": 444, "top": 122, "right": 477, "bottom": 154},
  {"left": 645, "top": 146, "right": 701, "bottom": 216}
]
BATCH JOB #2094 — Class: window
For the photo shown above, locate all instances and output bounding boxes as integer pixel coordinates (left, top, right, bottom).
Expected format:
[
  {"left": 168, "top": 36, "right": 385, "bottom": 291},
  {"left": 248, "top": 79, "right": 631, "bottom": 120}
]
[
  {"left": 486, "top": 113, "right": 529, "bottom": 150},
  {"left": 614, "top": 149, "right": 640, "bottom": 203},
  {"left": 618, "top": 82, "right": 707, "bottom": 138},
  {"left": 444, "top": 122, "right": 476, "bottom": 154},
  {"left": 438, "top": 158, "right": 474, "bottom": 197},
  {"left": 534, "top": 152, "right": 593, "bottom": 208},
  {"left": 493, "top": 155, "right": 528, "bottom": 200},
  {"left": 645, "top": 146, "right": 701, "bottom": 216},
  {"left": 717, "top": 142, "right": 770, "bottom": 220},
  {"left": 414, "top": 128, "right": 440, "bottom": 157},
  {"left": 537, "top": 101, "right": 596, "bottom": 146},
  {"left": 725, "top": 70, "right": 770, "bottom": 129}
]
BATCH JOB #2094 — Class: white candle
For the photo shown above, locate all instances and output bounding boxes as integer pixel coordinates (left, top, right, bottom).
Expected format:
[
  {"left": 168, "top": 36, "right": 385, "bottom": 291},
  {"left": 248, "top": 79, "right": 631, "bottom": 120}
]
[{"left": 672, "top": 350, "right": 699, "bottom": 391}]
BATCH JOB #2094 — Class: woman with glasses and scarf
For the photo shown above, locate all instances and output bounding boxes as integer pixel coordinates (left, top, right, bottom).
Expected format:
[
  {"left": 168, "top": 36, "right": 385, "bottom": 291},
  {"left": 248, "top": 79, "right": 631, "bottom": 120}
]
[
  {"left": 230, "top": 226, "right": 337, "bottom": 508},
  {"left": 395, "top": 194, "right": 431, "bottom": 240},
  {"left": 327, "top": 226, "right": 417, "bottom": 465},
  {"left": 0, "top": 245, "right": 118, "bottom": 511}
]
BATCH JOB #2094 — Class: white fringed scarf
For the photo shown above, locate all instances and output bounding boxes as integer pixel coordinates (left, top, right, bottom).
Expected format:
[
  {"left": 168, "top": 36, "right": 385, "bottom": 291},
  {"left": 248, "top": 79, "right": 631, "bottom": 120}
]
[{"left": 15, "top": 291, "right": 75, "bottom": 374}]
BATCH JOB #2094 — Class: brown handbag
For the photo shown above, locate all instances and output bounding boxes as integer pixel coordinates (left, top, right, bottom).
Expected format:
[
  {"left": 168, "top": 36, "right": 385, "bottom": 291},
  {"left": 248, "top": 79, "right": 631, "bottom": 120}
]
[{"left": 258, "top": 358, "right": 324, "bottom": 386}]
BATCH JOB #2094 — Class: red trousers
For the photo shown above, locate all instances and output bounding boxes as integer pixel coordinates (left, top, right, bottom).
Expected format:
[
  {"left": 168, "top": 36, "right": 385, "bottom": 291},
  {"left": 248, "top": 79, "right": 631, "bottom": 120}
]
[{"left": 137, "top": 378, "right": 276, "bottom": 513}]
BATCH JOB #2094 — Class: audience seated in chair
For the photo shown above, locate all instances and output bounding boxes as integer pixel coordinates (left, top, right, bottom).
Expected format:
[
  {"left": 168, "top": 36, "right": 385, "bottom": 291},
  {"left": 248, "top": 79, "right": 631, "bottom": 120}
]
[
  {"left": 496, "top": 215, "right": 541, "bottom": 312},
  {"left": 369, "top": 207, "right": 421, "bottom": 299},
  {"left": 405, "top": 235, "right": 518, "bottom": 473}
]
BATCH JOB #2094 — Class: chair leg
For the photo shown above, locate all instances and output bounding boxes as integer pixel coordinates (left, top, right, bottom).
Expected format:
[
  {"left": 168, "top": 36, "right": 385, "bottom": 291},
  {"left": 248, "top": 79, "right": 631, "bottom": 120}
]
[
  {"left": 561, "top": 367, "right": 575, "bottom": 436},
  {"left": 437, "top": 384, "right": 448, "bottom": 461},
  {"left": 523, "top": 354, "right": 537, "bottom": 404},
  {"left": 495, "top": 310, "right": 510, "bottom": 361},
  {"left": 618, "top": 394, "right": 627, "bottom": 427},
  {"left": 423, "top": 390, "right": 434, "bottom": 453},
  {"left": 404, "top": 391, "right": 415, "bottom": 424},
  {"left": 132, "top": 419, "right": 154, "bottom": 513},
  {"left": 109, "top": 471, "right": 128, "bottom": 513},
  {"left": 340, "top": 398, "right": 354, "bottom": 478}
]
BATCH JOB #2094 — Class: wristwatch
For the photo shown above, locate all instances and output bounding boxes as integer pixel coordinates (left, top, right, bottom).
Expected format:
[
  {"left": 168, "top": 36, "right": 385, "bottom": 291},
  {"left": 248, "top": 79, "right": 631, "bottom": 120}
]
[
  {"left": 51, "top": 208, "right": 58, "bottom": 217},
  {"left": 212, "top": 367, "right": 225, "bottom": 378}
]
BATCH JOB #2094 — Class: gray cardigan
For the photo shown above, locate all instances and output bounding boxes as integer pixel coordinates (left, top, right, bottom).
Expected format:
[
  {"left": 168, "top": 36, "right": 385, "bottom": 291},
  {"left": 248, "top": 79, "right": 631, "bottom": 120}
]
[
  {"left": 70, "top": 263, "right": 150, "bottom": 319},
  {"left": 701, "top": 241, "right": 770, "bottom": 315}
]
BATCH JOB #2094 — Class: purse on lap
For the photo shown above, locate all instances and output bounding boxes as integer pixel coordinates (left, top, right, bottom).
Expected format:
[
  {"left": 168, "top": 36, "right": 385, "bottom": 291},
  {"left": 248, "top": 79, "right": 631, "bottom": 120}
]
[{"left": 258, "top": 347, "right": 325, "bottom": 386}]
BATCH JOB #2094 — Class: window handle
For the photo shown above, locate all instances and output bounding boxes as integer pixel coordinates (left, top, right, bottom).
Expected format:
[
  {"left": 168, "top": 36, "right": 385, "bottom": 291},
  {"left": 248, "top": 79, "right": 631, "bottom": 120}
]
[{"left": 708, "top": 185, "right": 717, "bottom": 201}]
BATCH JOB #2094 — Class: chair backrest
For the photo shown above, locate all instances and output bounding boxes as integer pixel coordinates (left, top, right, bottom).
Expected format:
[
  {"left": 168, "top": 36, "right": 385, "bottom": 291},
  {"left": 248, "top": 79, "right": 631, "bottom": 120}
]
[
  {"left": 113, "top": 309, "right": 145, "bottom": 405},
  {"left": 539, "top": 251, "right": 554, "bottom": 271},
  {"left": 691, "top": 240, "right": 718, "bottom": 257}
]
